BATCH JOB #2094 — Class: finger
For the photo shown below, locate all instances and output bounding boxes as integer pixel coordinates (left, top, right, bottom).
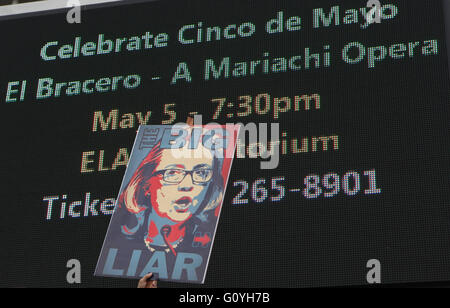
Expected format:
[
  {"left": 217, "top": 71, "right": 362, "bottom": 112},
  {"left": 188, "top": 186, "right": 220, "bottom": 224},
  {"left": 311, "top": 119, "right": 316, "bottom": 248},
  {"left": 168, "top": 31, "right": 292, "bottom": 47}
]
[
  {"left": 138, "top": 273, "right": 153, "bottom": 288},
  {"left": 142, "top": 272, "right": 154, "bottom": 281},
  {"left": 138, "top": 279, "right": 147, "bottom": 288},
  {"left": 143, "top": 272, "right": 153, "bottom": 279}
]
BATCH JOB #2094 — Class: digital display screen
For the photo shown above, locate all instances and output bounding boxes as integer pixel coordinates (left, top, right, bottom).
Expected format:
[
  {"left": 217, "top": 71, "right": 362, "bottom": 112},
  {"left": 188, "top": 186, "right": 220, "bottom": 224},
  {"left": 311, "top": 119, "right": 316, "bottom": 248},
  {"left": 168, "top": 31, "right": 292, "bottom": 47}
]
[{"left": 1, "top": 0, "right": 450, "bottom": 288}]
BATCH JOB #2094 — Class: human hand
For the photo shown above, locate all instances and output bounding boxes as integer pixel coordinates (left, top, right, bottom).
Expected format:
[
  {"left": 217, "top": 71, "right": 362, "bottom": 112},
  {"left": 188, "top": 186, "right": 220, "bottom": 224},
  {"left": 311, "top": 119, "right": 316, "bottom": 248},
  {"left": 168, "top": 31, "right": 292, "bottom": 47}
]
[{"left": 137, "top": 273, "right": 158, "bottom": 288}]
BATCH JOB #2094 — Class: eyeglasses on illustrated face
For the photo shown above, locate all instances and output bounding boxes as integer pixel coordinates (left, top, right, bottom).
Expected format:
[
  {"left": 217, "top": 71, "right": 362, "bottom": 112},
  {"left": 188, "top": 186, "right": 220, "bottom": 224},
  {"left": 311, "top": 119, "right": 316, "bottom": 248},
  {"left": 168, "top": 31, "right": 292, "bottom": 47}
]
[{"left": 153, "top": 167, "right": 213, "bottom": 184}]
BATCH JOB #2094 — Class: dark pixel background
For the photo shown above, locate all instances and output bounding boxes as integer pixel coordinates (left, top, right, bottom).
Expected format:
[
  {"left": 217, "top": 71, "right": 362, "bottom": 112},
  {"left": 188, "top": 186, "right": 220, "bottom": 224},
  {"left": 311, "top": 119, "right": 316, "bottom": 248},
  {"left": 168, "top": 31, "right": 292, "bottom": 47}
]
[{"left": 0, "top": 0, "right": 449, "bottom": 288}]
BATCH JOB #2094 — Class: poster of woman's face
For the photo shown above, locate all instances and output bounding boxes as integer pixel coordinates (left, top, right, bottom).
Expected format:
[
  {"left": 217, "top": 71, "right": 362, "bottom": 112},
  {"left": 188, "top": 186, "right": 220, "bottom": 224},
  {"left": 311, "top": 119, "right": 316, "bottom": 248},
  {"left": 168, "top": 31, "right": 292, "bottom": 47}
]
[
  {"left": 120, "top": 141, "right": 225, "bottom": 253},
  {"left": 96, "top": 124, "right": 238, "bottom": 283},
  {"left": 113, "top": 125, "right": 237, "bottom": 255}
]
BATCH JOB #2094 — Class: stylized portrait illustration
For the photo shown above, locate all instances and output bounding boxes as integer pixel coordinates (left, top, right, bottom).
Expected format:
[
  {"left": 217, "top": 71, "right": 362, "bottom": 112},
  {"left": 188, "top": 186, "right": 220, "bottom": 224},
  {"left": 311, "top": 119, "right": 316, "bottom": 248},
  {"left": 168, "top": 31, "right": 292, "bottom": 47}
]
[
  {"left": 118, "top": 131, "right": 225, "bottom": 255},
  {"left": 96, "top": 124, "right": 238, "bottom": 283}
]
